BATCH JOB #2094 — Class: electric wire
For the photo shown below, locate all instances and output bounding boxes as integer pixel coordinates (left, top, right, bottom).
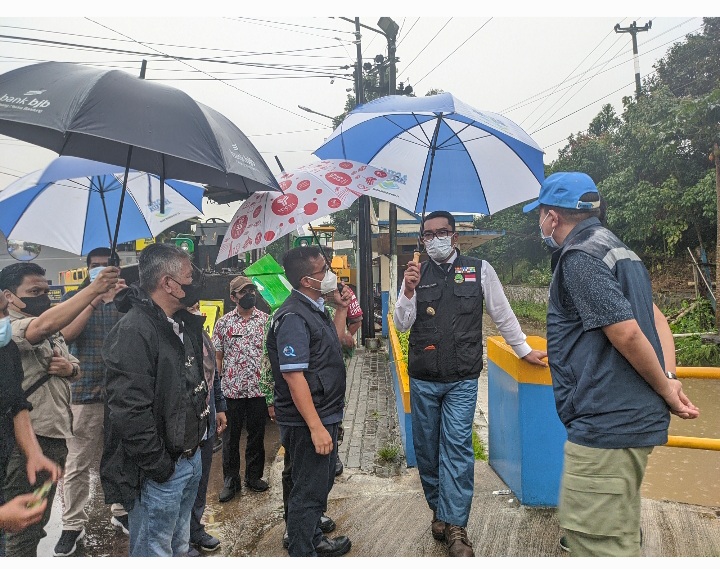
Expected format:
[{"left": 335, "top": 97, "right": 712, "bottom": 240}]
[
  {"left": 413, "top": 18, "right": 493, "bottom": 88},
  {"left": 399, "top": 18, "right": 453, "bottom": 76}
]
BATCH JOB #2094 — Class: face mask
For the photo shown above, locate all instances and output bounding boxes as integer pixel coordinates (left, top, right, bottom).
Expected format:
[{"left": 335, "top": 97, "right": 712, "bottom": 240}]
[
  {"left": 0, "top": 316, "right": 12, "bottom": 348},
  {"left": 424, "top": 235, "right": 454, "bottom": 262},
  {"left": 179, "top": 282, "right": 203, "bottom": 308},
  {"left": 18, "top": 295, "right": 52, "bottom": 317},
  {"left": 238, "top": 293, "right": 256, "bottom": 309},
  {"left": 307, "top": 270, "right": 338, "bottom": 295},
  {"left": 539, "top": 212, "right": 560, "bottom": 250},
  {"left": 88, "top": 266, "right": 105, "bottom": 283}
]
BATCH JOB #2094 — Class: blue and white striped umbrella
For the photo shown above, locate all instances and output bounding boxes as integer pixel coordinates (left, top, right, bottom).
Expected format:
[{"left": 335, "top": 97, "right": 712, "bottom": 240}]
[
  {"left": 314, "top": 92, "right": 545, "bottom": 216},
  {"left": 0, "top": 156, "right": 204, "bottom": 255}
]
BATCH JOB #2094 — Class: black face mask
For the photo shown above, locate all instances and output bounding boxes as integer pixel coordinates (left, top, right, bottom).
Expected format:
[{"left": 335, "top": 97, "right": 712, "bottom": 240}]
[
  {"left": 179, "top": 282, "right": 203, "bottom": 308},
  {"left": 19, "top": 294, "right": 51, "bottom": 317},
  {"left": 238, "top": 293, "right": 256, "bottom": 309}
]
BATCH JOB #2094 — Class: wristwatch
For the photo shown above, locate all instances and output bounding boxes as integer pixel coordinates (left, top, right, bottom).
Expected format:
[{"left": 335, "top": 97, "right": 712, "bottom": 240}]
[
  {"left": 70, "top": 364, "right": 79, "bottom": 378},
  {"left": 665, "top": 371, "right": 678, "bottom": 379}
]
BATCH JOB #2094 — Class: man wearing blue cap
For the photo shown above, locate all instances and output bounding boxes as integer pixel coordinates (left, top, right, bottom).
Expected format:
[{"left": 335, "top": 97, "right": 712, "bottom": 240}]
[{"left": 524, "top": 172, "right": 700, "bottom": 556}]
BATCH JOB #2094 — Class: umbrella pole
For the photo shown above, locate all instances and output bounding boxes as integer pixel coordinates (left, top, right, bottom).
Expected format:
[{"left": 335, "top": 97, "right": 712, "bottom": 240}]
[
  {"left": 419, "top": 115, "right": 443, "bottom": 221},
  {"left": 160, "top": 155, "right": 166, "bottom": 214},
  {"left": 97, "top": 177, "right": 113, "bottom": 246},
  {"left": 110, "top": 146, "right": 133, "bottom": 266}
]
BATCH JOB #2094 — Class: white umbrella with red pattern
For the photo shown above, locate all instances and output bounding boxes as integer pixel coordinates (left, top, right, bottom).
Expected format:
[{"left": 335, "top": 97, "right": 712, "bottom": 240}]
[{"left": 216, "top": 159, "right": 383, "bottom": 262}]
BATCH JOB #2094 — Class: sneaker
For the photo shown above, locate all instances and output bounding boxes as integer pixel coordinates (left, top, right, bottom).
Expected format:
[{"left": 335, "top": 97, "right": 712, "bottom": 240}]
[
  {"left": 559, "top": 535, "right": 570, "bottom": 552},
  {"left": 53, "top": 528, "right": 85, "bottom": 557},
  {"left": 186, "top": 545, "right": 201, "bottom": 557},
  {"left": 245, "top": 478, "right": 269, "bottom": 492},
  {"left": 219, "top": 477, "right": 239, "bottom": 502},
  {"left": 111, "top": 514, "right": 130, "bottom": 536},
  {"left": 212, "top": 438, "right": 223, "bottom": 454},
  {"left": 282, "top": 528, "right": 289, "bottom": 549},
  {"left": 190, "top": 530, "right": 221, "bottom": 552},
  {"left": 334, "top": 455, "right": 344, "bottom": 477}
]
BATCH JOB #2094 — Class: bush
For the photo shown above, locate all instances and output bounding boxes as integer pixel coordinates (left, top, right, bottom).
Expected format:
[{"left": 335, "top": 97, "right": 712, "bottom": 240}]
[{"left": 667, "top": 299, "right": 720, "bottom": 367}]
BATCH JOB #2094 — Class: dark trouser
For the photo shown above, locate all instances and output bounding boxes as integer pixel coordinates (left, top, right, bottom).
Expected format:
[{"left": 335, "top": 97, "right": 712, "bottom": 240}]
[
  {"left": 3, "top": 436, "right": 68, "bottom": 557},
  {"left": 190, "top": 434, "right": 215, "bottom": 541},
  {"left": 222, "top": 397, "right": 267, "bottom": 482},
  {"left": 280, "top": 422, "right": 338, "bottom": 557}
]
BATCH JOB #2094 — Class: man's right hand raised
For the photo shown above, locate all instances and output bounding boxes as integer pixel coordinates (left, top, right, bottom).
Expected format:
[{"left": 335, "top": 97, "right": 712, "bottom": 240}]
[{"left": 403, "top": 260, "right": 421, "bottom": 299}]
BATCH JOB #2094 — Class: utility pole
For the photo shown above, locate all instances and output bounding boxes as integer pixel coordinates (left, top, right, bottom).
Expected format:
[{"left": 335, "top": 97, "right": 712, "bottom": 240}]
[
  {"left": 354, "top": 17, "right": 376, "bottom": 344},
  {"left": 377, "top": 18, "right": 400, "bottom": 318},
  {"left": 614, "top": 20, "right": 652, "bottom": 99}
]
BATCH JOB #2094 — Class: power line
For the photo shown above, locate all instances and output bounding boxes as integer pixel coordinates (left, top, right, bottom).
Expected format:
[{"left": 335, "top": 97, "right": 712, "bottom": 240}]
[
  {"left": 85, "top": 18, "right": 329, "bottom": 127},
  {"left": 414, "top": 18, "right": 493, "bottom": 87},
  {"left": 400, "top": 18, "right": 453, "bottom": 75}
]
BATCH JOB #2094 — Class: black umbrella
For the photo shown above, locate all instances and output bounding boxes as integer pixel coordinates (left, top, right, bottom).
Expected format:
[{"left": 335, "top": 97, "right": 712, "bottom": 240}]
[{"left": 0, "top": 61, "right": 280, "bottom": 259}]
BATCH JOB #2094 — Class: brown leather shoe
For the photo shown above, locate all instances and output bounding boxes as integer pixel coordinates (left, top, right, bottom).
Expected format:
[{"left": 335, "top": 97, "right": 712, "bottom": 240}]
[
  {"left": 445, "top": 525, "right": 474, "bottom": 557},
  {"left": 431, "top": 512, "right": 445, "bottom": 541}
]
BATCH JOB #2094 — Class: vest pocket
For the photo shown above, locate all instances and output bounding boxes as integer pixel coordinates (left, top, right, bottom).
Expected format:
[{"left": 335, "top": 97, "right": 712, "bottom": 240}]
[
  {"left": 454, "top": 329, "right": 483, "bottom": 376},
  {"left": 453, "top": 283, "right": 479, "bottom": 313},
  {"left": 409, "top": 325, "right": 440, "bottom": 377}
]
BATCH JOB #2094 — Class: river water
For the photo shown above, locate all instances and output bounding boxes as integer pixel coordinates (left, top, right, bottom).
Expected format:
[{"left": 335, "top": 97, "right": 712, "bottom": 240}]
[{"left": 487, "top": 315, "right": 720, "bottom": 509}]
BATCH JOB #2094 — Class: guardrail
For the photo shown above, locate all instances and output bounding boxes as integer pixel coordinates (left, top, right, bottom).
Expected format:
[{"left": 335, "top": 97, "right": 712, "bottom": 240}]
[{"left": 387, "top": 315, "right": 720, "bottom": 462}]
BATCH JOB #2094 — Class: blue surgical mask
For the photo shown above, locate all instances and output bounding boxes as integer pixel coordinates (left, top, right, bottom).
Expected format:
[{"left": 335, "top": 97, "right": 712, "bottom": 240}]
[
  {"left": 88, "top": 266, "right": 104, "bottom": 283},
  {"left": 539, "top": 212, "right": 560, "bottom": 250},
  {"left": 0, "top": 316, "right": 12, "bottom": 348}
]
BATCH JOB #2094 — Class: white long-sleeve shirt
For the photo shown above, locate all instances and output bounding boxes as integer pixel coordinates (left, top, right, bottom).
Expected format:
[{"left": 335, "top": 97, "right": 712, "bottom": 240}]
[{"left": 393, "top": 253, "right": 532, "bottom": 359}]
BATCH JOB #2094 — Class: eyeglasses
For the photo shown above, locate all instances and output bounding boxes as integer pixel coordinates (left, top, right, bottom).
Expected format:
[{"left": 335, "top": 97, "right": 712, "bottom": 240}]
[
  {"left": 306, "top": 265, "right": 330, "bottom": 279},
  {"left": 421, "top": 229, "right": 453, "bottom": 242}
]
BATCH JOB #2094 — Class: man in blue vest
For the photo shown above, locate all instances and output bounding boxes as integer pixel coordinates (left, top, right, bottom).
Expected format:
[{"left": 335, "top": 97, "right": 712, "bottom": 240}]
[
  {"left": 266, "top": 246, "right": 353, "bottom": 557},
  {"left": 395, "top": 210, "right": 547, "bottom": 557},
  {"left": 523, "top": 172, "right": 699, "bottom": 556}
]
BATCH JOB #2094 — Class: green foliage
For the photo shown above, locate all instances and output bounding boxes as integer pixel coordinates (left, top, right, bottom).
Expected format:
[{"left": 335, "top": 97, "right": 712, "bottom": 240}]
[
  {"left": 472, "top": 429, "right": 488, "bottom": 461},
  {"left": 508, "top": 300, "right": 547, "bottom": 323},
  {"left": 667, "top": 299, "right": 720, "bottom": 366},
  {"left": 397, "top": 329, "right": 409, "bottom": 364},
  {"left": 377, "top": 442, "right": 402, "bottom": 463}
]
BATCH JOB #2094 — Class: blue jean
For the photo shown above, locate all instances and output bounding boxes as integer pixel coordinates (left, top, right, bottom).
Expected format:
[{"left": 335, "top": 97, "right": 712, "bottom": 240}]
[
  {"left": 128, "top": 451, "right": 203, "bottom": 557},
  {"left": 410, "top": 377, "right": 477, "bottom": 527}
]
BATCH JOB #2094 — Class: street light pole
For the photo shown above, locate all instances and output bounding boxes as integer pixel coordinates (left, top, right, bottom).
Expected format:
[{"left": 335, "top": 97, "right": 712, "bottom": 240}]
[
  {"left": 377, "top": 18, "right": 400, "bottom": 317},
  {"left": 354, "top": 17, "right": 376, "bottom": 343}
]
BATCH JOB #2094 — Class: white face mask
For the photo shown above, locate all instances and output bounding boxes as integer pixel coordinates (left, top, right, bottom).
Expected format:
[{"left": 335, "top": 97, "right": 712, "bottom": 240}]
[
  {"left": 88, "top": 266, "right": 105, "bottom": 283},
  {"left": 307, "top": 269, "right": 338, "bottom": 295},
  {"left": 0, "top": 316, "right": 12, "bottom": 348},
  {"left": 425, "top": 235, "right": 454, "bottom": 262}
]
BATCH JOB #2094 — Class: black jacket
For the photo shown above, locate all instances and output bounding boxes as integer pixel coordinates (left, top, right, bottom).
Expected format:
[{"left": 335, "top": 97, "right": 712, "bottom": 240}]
[{"left": 100, "top": 284, "right": 205, "bottom": 510}]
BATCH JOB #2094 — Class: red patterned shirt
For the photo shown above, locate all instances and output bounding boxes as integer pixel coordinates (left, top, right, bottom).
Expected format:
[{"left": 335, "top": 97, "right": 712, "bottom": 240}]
[{"left": 212, "top": 307, "right": 269, "bottom": 400}]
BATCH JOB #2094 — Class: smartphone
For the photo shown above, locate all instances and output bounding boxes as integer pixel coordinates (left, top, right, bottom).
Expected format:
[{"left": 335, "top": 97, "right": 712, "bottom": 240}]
[{"left": 26, "top": 480, "right": 54, "bottom": 509}]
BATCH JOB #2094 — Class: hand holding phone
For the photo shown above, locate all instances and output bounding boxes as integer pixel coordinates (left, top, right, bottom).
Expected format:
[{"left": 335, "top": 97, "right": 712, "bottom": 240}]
[{"left": 26, "top": 480, "right": 54, "bottom": 509}]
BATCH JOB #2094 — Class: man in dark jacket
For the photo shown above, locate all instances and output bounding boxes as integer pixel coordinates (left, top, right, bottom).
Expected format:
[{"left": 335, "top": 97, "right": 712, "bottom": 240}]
[
  {"left": 101, "top": 243, "right": 208, "bottom": 557},
  {"left": 266, "top": 246, "right": 353, "bottom": 557}
]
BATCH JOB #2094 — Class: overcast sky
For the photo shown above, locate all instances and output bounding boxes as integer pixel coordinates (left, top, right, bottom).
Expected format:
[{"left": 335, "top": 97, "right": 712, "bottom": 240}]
[{"left": 0, "top": 5, "right": 711, "bottom": 223}]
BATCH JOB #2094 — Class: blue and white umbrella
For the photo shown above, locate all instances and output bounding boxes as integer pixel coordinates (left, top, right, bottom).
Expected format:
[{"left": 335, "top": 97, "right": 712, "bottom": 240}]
[
  {"left": 314, "top": 92, "right": 545, "bottom": 216},
  {"left": 0, "top": 156, "right": 204, "bottom": 255}
]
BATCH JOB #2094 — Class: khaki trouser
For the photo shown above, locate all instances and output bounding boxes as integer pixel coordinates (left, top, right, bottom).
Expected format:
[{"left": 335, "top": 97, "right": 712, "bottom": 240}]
[
  {"left": 62, "top": 403, "right": 125, "bottom": 530},
  {"left": 559, "top": 440, "right": 653, "bottom": 557}
]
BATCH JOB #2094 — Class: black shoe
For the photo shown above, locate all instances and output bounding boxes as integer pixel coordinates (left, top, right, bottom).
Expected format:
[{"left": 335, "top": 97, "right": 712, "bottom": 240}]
[
  {"left": 282, "top": 528, "right": 289, "bottom": 549},
  {"left": 559, "top": 535, "right": 570, "bottom": 553},
  {"left": 190, "top": 530, "right": 221, "bottom": 552},
  {"left": 212, "top": 438, "right": 223, "bottom": 454},
  {"left": 245, "top": 478, "right": 269, "bottom": 492},
  {"left": 111, "top": 514, "right": 129, "bottom": 536},
  {"left": 53, "top": 528, "right": 85, "bottom": 557},
  {"left": 219, "top": 477, "right": 239, "bottom": 502},
  {"left": 319, "top": 515, "right": 336, "bottom": 533},
  {"left": 335, "top": 456, "right": 344, "bottom": 477},
  {"left": 186, "top": 545, "right": 201, "bottom": 557},
  {"left": 315, "top": 535, "right": 351, "bottom": 557}
]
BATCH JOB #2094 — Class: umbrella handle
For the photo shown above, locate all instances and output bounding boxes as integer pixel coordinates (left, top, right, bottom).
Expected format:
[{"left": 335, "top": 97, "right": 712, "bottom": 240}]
[{"left": 413, "top": 251, "right": 420, "bottom": 264}]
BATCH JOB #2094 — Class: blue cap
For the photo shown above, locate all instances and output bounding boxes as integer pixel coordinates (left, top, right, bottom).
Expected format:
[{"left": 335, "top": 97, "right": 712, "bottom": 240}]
[{"left": 522, "top": 172, "right": 600, "bottom": 213}]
